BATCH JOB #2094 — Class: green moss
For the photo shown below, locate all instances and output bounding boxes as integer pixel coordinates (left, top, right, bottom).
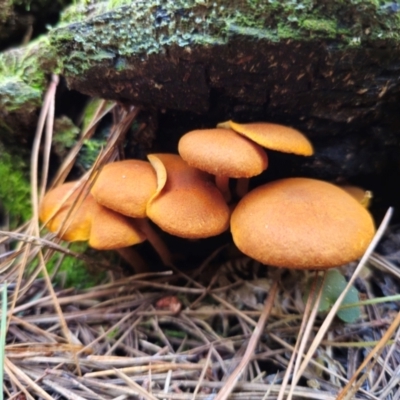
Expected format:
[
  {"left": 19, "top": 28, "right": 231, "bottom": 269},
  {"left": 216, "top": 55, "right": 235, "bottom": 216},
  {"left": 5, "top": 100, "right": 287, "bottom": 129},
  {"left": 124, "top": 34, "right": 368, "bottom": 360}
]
[
  {"left": 81, "top": 98, "right": 104, "bottom": 132},
  {"left": 164, "top": 329, "right": 186, "bottom": 339},
  {"left": 106, "top": 0, "right": 127, "bottom": 12},
  {"left": 0, "top": 38, "right": 65, "bottom": 169},
  {"left": 0, "top": 77, "right": 42, "bottom": 112},
  {"left": 52, "top": 116, "right": 80, "bottom": 159},
  {"left": 48, "top": 0, "right": 400, "bottom": 77},
  {"left": 0, "top": 36, "right": 57, "bottom": 89},
  {"left": 106, "top": 327, "right": 120, "bottom": 339},
  {"left": 41, "top": 242, "right": 107, "bottom": 289},
  {"left": 301, "top": 18, "right": 337, "bottom": 37},
  {"left": 0, "top": 147, "right": 31, "bottom": 226},
  {"left": 74, "top": 98, "right": 111, "bottom": 170},
  {"left": 50, "top": 99, "right": 111, "bottom": 171},
  {"left": 0, "top": 36, "right": 60, "bottom": 115},
  {"left": 78, "top": 135, "right": 107, "bottom": 170}
]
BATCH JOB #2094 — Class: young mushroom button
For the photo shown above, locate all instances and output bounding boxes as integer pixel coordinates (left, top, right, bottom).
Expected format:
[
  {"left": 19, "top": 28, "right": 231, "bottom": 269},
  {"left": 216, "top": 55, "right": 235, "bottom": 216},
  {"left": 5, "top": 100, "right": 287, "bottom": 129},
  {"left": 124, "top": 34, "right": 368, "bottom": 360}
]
[{"left": 230, "top": 178, "right": 376, "bottom": 270}]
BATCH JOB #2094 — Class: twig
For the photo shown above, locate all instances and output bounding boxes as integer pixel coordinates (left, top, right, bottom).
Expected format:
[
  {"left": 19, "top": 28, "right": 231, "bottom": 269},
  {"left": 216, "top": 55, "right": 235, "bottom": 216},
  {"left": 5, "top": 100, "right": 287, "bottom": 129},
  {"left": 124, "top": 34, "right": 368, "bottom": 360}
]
[
  {"left": 287, "top": 271, "right": 326, "bottom": 400},
  {"left": 277, "top": 271, "right": 323, "bottom": 400},
  {"left": 212, "top": 277, "right": 279, "bottom": 400},
  {"left": 113, "top": 368, "right": 159, "bottom": 400},
  {"left": 191, "top": 346, "right": 212, "bottom": 400},
  {"left": 336, "top": 310, "right": 400, "bottom": 400},
  {"left": 0, "top": 283, "right": 7, "bottom": 400},
  {"left": 292, "top": 207, "right": 393, "bottom": 389}
]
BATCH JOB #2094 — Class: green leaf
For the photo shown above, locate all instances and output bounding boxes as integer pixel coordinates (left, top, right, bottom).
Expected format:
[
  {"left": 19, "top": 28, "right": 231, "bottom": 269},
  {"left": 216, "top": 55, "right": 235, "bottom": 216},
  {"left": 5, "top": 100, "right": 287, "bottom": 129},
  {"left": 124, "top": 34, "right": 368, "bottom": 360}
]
[{"left": 304, "top": 269, "right": 361, "bottom": 323}]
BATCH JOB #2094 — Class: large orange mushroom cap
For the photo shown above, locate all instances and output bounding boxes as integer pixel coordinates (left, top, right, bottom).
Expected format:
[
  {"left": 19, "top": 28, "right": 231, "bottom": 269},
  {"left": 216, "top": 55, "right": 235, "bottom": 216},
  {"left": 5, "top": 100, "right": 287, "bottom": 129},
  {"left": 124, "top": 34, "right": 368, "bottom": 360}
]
[
  {"left": 91, "top": 159, "right": 157, "bottom": 218},
  {"left": 219, "top": 121, "right": 314, "bottom": 156},
  {"left": 231, "top": 178, "right": 375, "bottom": 269},
  {"left": 147, "top": 153, "right": 230, "bottom": 239},
  {"left": 178, "top": 128, "right": 268, "bottom": 178}
]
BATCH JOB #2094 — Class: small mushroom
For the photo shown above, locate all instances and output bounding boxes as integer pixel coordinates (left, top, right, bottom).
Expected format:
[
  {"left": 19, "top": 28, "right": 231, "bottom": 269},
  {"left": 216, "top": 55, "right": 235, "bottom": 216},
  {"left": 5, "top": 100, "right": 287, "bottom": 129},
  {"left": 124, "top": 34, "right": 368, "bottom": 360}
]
[
  {"left": 147, "top": 153, "right": 230, "bottom": 238},
  {"left": 40, "top": 181, "right": 147, "bottom": 272},
  {"left": 230, "top": 177, "right": 375, "bottom": 269},
  {"left": 178, "top": 128, "right": 268, "bottom": 201}
]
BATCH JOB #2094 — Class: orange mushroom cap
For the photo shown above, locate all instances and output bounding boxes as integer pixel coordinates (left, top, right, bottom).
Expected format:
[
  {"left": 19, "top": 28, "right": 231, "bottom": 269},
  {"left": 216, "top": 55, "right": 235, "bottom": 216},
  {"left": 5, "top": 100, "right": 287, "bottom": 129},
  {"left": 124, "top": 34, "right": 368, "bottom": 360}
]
[
  {"left": 178, "top": 128, "right": 268, "bottom": 178},
  {"left": 89, "top": 202, "right": 146, "bottom": 250},
  {"left": 231, "top": 178, "right": 375, "bottom": 269},
  {"left": 146, "top": 153, "right": 230, "bottom": 238},
  {"left": 39, "top": 182, "right": 93, "bottom": 242},
  {"left": 91, "top": 159, "right": 157, "bottom": 218},
  {"left": 218, "top": 121, "right": 314, "bottom": 156},
  {"left": 91, "top": 161, "right": 175, "bottom": 266},
  {"left": 40, "top": 181, "right": 146, "bottom": 249}
]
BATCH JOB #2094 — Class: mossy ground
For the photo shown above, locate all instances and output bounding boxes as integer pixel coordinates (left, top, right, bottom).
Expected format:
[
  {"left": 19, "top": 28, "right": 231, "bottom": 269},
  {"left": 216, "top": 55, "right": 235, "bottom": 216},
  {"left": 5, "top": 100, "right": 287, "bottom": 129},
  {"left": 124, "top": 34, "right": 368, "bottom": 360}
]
[
  {"left": 39, "top": 242, "right": 107, "bottom": 289},
  {"left": 0, "top": 147, "right": 31, "bottom": 227}
]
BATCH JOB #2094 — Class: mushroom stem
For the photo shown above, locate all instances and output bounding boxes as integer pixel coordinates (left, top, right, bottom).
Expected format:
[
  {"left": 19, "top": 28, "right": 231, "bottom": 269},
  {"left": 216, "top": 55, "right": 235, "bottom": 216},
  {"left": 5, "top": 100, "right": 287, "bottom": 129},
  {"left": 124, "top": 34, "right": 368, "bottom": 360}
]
[
  {"left": 236, "top": 178, "right": 250, "bottom": 199},
  {"left": 215, "top": 175, "right": 231, "bottom": 203},
  {"left": 116, "top": 247, "right": 148, "bottom": 274},
  {"left": 135, "top": 218, "right": 174, "bottom": 267}
]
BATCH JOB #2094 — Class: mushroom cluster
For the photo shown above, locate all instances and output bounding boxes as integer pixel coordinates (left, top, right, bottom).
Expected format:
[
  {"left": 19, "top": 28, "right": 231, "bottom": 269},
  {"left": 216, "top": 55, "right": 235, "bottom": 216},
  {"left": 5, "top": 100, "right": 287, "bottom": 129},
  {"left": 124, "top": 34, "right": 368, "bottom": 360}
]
[
  {"left": 40, "top": 121, "right": 376, "bottom": 272},
  {"left": 40, "top": 152, "right": 231, "bottom": 269}
]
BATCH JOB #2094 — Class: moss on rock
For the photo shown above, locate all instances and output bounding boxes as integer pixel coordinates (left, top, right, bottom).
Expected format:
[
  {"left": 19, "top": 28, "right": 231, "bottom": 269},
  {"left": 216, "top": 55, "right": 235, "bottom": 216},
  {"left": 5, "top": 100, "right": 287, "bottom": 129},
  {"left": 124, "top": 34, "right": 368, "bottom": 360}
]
[
  {"left": 50, "top": 0, "right": 400, "bottom": 77},
  {"left": 52, "top": 115, "right": 80, "bottom": 159},
  {"left": 41, "top": 0, "right": 400, "bottom": 116},
  {"left": 0, "top": 36, "right": 58, "bottom": 106},
  {"left": 0, "top": 36, "right": 59, "bottom": 152}
]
